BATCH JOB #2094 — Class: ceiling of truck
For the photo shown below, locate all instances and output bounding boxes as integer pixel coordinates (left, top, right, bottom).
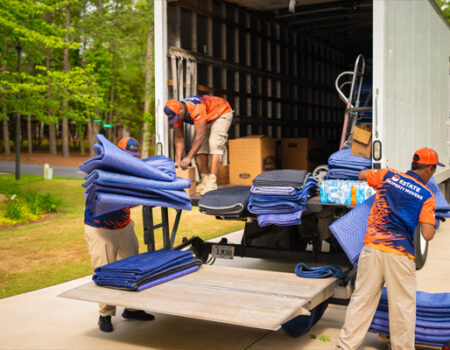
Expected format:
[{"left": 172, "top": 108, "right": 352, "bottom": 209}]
[{"left": 226, "top": 0, "right": 373, "bottom": 57}]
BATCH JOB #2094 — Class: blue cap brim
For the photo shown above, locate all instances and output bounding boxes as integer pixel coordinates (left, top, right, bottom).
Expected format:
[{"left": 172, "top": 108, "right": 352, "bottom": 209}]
[{"left": 168, "top": 114, "right": 179, "bottom": 125}]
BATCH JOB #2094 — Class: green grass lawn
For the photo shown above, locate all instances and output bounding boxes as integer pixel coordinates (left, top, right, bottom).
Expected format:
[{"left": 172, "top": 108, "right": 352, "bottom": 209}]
[{"left": 0, "top": 174, "right": 244, "bottom": 299}]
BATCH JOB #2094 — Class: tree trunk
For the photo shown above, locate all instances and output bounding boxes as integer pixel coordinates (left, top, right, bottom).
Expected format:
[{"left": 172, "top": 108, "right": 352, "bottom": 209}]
[
  {"left": 61, "top": 0, "right": 70, "bottom": 157},
  {"left": 27, "top": 115, "right": 32, "bottom": 154},
  {"left": 96, "top": 0, "right": 103, "bottom": 15},
  {"left": 45, "top": 11, "right": 56, "bottom": 155},
  {"left": 141, "top": 24, "right": 154, "bottom": 158},
  {"left": 49, "top": 124, "right": 57, "bottom": 155},
  {"left": 2, "top": 117, "right": 11, "bottom": 154},
  {"left": 87, "top": 120, "right": 95, "bottom": 156}
]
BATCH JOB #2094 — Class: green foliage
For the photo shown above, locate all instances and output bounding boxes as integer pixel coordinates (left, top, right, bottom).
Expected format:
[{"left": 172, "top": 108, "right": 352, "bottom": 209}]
[
  {"left": 436, "top": 0, "right": 450, "bottom": 20},
  {"left": 1, "top": 189, "right": 62, "bottom": 225}
]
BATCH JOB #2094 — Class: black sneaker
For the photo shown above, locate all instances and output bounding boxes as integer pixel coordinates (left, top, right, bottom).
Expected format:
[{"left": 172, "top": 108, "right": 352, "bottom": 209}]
[
  {"left": 122, "top": 309, "right": 155, "bottom": 321},
  {"left": 98, "top": 316, "right": 113, "bottom": 332}
]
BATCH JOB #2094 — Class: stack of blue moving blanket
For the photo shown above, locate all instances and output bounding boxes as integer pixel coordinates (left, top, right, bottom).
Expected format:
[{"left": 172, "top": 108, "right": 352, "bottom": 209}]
[
  {"left": 369, "top": 289, "right": 450, "bottom": 347},
  {"left": 326, "top": 148, "right": 372, "bottom": 180},
  {"left": 93, "top": 249, "right": 202, "bottom": 291},
  {"left": 247, "top": 170, "right": 318, "bottom": 227},
  {"left": 79, "top": 134, "right": 192, "bottom": 217}
]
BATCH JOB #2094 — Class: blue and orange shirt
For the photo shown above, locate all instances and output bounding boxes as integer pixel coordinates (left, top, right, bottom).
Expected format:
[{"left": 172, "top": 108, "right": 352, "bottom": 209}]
[
  {"left": 364, "top": 169, "right": 435, "bottom": 258},
  {"left": 84, "top": 207, "right": 131, "bottom": 230},
  {"left": 173, "top": 95, "right": 231, "bottom": 127}
]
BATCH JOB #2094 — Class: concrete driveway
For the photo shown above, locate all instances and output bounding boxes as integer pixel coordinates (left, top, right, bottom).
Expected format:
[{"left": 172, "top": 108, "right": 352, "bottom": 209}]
[{"left": 1, "top": 223, "right": 449, "bottom": 350}]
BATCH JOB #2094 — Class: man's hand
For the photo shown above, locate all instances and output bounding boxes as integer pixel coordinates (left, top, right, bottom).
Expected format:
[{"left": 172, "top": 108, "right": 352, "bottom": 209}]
[
  {"left": 174, "top": 160, "right": 181, "bottom": 168},
  {"left": 180, "top": 157, "right": 192, "bottom": 169}
]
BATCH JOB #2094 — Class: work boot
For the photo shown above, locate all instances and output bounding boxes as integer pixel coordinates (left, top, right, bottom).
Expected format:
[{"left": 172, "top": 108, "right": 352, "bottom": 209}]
[
  {"left": 98, "top": 315, "right": 113, "bottom": 332},
  {"left": 200, "top": 174, "right": 218, "bottom": 195},
  {"left": 122, "top": 309, "right": 155, "bottom": 321},
  {"left": 196, "top": 174, "right": 210, "bottom": 193}
]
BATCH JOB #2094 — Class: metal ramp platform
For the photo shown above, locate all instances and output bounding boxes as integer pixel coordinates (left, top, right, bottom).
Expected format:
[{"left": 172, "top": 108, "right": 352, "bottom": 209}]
[{"left": 59, "top": 265, "right": 339, "bottom": 331}]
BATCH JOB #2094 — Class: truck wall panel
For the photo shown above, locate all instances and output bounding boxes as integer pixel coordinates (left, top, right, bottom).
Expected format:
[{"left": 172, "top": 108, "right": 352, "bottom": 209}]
[{"left": 382, "top": 0, "right": 450, "bottom": 173}]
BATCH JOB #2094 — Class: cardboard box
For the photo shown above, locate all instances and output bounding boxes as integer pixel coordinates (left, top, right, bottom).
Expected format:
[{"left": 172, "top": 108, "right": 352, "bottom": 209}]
[
  {"left": 281, "top": 138, "right": 328, "bottom": 172},
  {"left": 176, "top": 166, "right": 196, "bottom": 196},
  {"left": 229, "top": 135, "right": 276, "bottom": 185},
  {"left": 351, "top": 125, "right": 372, "bottom": 159},
  {"left": 217, "top": 165, "right": 229, "bottom": 185}
]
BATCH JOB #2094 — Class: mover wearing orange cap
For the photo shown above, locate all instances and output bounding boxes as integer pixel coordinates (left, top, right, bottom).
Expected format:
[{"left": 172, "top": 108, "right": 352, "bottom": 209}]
[
  {"left": 336, "top": 148, "right": 444, "bottom": 350},
  {"left": 84, "top": 137, "right": 154, "bottom": 333},
  {"left": 164, "top": 95, "right": 233, "bottom": 195}
]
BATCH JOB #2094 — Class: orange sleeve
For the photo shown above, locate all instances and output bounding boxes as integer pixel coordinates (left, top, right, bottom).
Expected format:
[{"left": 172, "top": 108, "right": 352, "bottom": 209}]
[
  {"left": 366, "top": 168, "right": 389, "bottom": 189},
  {"left": 419, "top": 196, "right": 436, "bottom": 226}
]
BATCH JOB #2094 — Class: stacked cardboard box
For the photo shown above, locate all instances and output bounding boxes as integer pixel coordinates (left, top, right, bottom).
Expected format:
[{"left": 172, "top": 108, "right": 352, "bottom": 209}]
[
  {"left": 281, "top": 138, "right": 327, "bottom": 172},
  {"left": 229, "top": 135, "right": 276, "bottom": 185}
]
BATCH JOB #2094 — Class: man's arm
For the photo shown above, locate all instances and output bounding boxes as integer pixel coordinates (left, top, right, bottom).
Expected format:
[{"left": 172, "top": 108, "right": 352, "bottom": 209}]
[
  {"left": 179, "top": 121, "right": 207, "bottom": 169},
  {"left": 174, "top": 125, "right": 185, "bottom": 167},
  {"left": 358, "top": 169, "right": 370, "bottom": 181},
  {"left": 420, "top": 223, "right": 435, "bottom": 241}
]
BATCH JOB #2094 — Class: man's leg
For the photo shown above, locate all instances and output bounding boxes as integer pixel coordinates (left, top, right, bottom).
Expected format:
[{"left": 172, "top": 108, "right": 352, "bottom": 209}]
[
  {"left": 85, "top": 225, "right": 118, "bottom": 318},
  {"left": 200, "top": 111, "right": 233, "bottom": 195},
  {"left": 336, "top": 246, "right": 384, "bottom": 350},
  {"left": 116, "top": 221, "right": 155, "bottom": 321},
  {"left": 383, "top": 252, "right": 416, "bottom": 350}
]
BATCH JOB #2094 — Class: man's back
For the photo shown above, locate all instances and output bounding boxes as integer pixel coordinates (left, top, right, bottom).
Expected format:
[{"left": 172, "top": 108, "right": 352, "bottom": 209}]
[{"left": 364, "top": 168, "right": 435, "bottom": 258}]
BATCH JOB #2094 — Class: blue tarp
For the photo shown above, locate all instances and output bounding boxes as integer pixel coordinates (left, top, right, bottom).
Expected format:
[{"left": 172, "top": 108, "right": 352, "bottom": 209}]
[{"left": 79, "top": 134, "right": 176, "bottom": 181}]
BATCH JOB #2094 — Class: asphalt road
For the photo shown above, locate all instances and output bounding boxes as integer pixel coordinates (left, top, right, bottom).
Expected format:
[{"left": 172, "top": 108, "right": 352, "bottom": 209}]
[{"left": 0, "top": 161, "right": 84, "bottom": 178}]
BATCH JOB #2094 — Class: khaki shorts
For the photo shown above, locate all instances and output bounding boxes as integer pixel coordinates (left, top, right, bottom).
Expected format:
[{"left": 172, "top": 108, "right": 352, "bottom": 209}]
[{"left": 198, "top": 111, "right": 233, "bottom": 155}]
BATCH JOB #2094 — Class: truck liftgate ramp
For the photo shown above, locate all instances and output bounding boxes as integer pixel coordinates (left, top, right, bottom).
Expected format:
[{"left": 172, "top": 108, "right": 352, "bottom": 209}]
[{"left": 59, "top": 265, "right": 338, "bottom": 330}]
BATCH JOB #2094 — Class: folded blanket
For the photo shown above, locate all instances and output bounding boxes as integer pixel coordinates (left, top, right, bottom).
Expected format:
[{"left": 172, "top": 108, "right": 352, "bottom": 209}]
[
  {"left": 85, "top": 183, "right": 190, "bottom": 204},
  {"left": 95, "top": 249, "right": 193, "bottom": 275},
  {"left": 257, "top": 210, "right": 302, "bottom": 227},
  {"left": 83, "top": 169, "right": 191, "bottom": 191},
  {"left": 93, "top": 250, "right": 202, "bottom": 291},
  {"left": 251, "top": 186, "right": 297, "bottom": 196},
  {"left": 252, "top": 170, "right": 309, "bottom": 188},
  {"left": 326, "top": 167, "right": 360, "bottom": 180},
  {"left": 79, "top": 134, "right": 175, "bottom": 181},
  {"left": 136, "top": 265, "right": 200, "bottom": 291},
  {"left": 86, "top": 191, "right": 192, "bottom": 217},
  {"left": 328, "top": 148, "right": 372, "bottom": 171},
  {"left": 199, "top": 186, "right": 251, "bottom": 215},
  {"left": 380, "top": 288, "right": 450, "bottom": 309},
  {"left": 95, "top": 259, "right": 202, "bottom": 290},
  {"left": 369, "top": 324, "right": 449, "bottom": 346},
  {"left": 374, "top": 310, "right": 450, "bottom": 329}
]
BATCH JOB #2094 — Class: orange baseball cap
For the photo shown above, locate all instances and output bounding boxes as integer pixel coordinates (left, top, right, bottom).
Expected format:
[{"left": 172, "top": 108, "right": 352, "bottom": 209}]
[
  {"left": 164, "top": 99, "right": 182, "bottom": 125},
  {"left": 413, "top": 147, "right": 444, "bottom": 167},
  {"left": 118, "top": 137, "right": 140, "bottom": 157}
]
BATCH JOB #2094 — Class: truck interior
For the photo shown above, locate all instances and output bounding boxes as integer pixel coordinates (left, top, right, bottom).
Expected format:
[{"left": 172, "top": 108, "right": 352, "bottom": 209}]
[{"left": 166, "top": 0, "right": 373, "bottom": 157}]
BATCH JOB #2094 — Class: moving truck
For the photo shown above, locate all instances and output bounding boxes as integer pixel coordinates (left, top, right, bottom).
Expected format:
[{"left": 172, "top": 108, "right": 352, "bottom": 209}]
[{"left": 61, "top": 0, "right": 450, "bottom": 333}]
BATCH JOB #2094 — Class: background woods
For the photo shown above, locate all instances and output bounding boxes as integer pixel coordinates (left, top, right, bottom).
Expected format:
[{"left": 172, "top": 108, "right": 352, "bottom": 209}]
[{"left": 0, "top": 0, "right": 155, "bottom": 159}]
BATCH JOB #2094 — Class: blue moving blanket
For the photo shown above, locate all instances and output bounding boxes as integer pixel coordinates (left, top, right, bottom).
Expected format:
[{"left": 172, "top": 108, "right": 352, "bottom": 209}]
[
  {"left": 199, "top": 186, "right": 251, "bottom": 216},
  {"left": 328, "top": 148, "right": 372, "bottom": 171},
  {"left": 86, "top": 191, "right": 192, "bottom": 217},
  {"left": 79, "top": 134, "right": 176, "bottom": 181},
  {"left": 326, "top": 168, "right": 361, "bottom": 180},
  {"left": 257, "top": 210, "right": 302, "bottom": 227},
  {"left": 329, "top": 195, "right": 375, "bottom": 265},
  {"left": 83, "top": 169, "right": 191, "bottom": 191},
  {"left": 136, "top": 265, "right": 200, "bottom": 291},
  {"left": 252, "top": 170, "right": 309, "bottom": 189},
  {"left": 93, "top": 250, "right": 202, "bottom": 291},
  {"left": 369, "top": 324, "right": 449, "bottom": 346}
]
